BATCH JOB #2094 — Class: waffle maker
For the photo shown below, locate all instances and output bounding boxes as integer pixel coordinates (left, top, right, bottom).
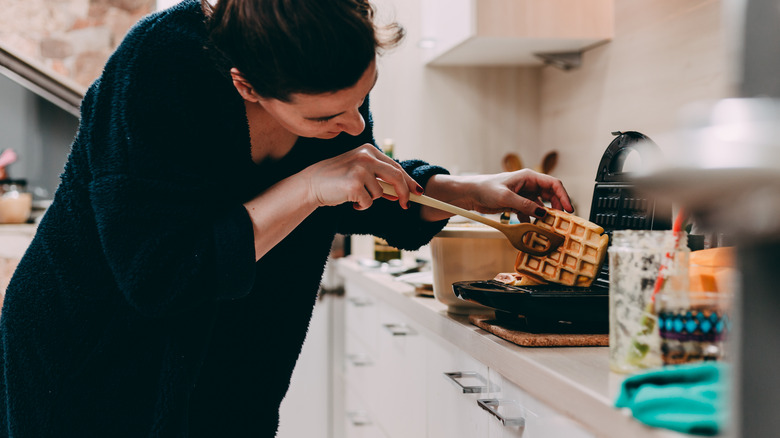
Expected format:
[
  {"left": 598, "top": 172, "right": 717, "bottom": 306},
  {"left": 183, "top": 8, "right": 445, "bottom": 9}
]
[{"left": 452, "top": 131, "right": 672, "bottom": 333}]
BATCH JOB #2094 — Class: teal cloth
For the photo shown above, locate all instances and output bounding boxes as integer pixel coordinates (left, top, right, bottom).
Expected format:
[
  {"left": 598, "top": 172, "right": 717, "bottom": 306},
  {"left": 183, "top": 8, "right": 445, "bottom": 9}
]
[{"left": 615, "top": 363, "right": 730, "bottom": 436}]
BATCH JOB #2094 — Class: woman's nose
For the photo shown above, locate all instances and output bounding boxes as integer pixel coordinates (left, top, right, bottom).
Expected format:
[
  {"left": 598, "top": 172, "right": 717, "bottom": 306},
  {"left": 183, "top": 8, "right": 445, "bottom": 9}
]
[{"left": 337, "top": 109, "right": 365, "bottom": 136}]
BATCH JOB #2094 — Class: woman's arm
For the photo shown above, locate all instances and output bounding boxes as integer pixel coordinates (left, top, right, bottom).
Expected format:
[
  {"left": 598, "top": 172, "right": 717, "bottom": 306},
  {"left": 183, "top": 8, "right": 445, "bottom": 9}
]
[{"left": 243, "top": 144, "right": 423, "bottom": 260}]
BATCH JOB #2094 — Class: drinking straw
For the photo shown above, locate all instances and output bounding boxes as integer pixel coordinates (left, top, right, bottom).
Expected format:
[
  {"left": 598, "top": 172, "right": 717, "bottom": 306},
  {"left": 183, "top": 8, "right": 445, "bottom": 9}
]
[{"left": 650, "top": 208, "right": 687, "bottom": 304}]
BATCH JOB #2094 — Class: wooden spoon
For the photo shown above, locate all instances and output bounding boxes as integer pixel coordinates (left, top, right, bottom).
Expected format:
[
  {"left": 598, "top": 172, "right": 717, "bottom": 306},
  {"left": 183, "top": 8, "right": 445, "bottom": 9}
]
[
  {"left": 535, "top": 151, "right": 559, "bottom": 174},
  {"left": 378, "top": 181, "right": 564, "bottom": 257},
  {"left": 502, "top": 153, "right": 524, "bottom": 172}
]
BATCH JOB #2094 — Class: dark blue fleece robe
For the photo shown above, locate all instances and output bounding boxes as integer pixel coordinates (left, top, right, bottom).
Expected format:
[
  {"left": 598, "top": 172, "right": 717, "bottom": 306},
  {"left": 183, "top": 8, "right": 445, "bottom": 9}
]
[{"left": 0, "top": 1, "right": 448, "bottom": 436}]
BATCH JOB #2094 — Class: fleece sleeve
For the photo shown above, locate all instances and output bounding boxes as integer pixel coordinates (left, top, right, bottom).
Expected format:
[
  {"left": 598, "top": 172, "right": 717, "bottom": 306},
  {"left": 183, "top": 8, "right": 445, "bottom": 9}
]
[
  {"left": 335, "top": 159, "right": 450, "bottom": 250},
  {"left": 80, "top": 18, "right": 257, "bottom": 318}
]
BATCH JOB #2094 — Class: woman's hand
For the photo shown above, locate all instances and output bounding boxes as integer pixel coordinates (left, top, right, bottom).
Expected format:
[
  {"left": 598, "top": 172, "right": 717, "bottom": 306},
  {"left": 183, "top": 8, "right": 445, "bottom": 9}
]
[
  {"left": 422, "top": 170, "right": 574, "bottom": 223},
  {"left": 242, "top": 144, "right": 422, "bottom": 261},
  {"left": 301, "top": 144, "right": 423, "bottom": 210}
]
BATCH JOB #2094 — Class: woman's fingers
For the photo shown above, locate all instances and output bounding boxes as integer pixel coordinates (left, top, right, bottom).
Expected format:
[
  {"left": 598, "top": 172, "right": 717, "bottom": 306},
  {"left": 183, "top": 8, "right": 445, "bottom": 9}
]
[
  {"left": 512, "top": 170, "right": 573, "bottom": 213},
  {"left": 357, "top": 144, "right": 422, "bottom": 209},
  {"left": 311, "top": 144, "right": 420, "bottom": 211},
  {"left": 463, "top": 169, "right": 573, "bottom": 222},
  {"left": 507, "top": 191, "right": 549, "bottom": 220}
]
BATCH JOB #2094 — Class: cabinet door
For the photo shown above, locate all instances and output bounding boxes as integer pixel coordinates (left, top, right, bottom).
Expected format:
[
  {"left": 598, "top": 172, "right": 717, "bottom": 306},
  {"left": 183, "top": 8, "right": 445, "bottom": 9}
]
[
  {"left": 420, "top": 0, "right": 474, "bottom": 63},
  {"left": 420, "top": 0, "right": 613, "bottom": 66},
  {"left": 373, "top": 303, "right": 427, "bottom": 438},
  {"left": 277, "top": 296, "right": 332, "bottom": 438},
  {"left": 343, "top": 329, "right": 381, "bottom": 416},
  {"left": 426, "top": 337, "right": 491, "bottom": 438},
  {"left": 344, "top": 376, "right": 391, "bottom": 438},
  {"left": 344, "top": 282, "right": 379, "bottom": 348},
  {"left": 486, "top": 372, "right": 594, "bottom": 438}
]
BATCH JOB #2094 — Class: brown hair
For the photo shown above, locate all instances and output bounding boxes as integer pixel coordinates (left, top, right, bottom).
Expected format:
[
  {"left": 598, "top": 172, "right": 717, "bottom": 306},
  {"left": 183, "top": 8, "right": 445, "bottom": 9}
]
[{"left": 202, "top": 0, "right": 404, "bottom": 101}]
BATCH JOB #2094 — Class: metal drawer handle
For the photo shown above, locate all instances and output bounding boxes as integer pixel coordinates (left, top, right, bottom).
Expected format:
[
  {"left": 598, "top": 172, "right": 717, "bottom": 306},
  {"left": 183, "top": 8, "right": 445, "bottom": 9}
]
[
  {"left": 347, "top": 296, "right": 373, "bottom": 307},
  {"left": 443, "top": 371, "right": 489, "bottom": 394},
  {"left": 346, "top": 410, "right": 372, "bottom": 426},
  {"left": 478, "top": 399, "right": 526, "bottom": 428},
  {"left": 346, "top": 353, "right": 373, "bottom": 367},
  {"left": 382, "top": 323, "right": 416, "bottom": 336}
]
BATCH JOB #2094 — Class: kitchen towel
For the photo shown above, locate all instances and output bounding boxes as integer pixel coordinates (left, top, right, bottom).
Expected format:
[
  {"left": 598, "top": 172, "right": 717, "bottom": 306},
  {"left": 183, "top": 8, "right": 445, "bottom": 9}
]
[{"left": 615, "top": 362, "right": 730, "bottom": 436}]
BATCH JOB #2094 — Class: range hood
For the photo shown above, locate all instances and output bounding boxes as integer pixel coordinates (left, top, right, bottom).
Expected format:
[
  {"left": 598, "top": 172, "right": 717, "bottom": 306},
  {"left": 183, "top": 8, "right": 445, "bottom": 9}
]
[{"left": 0, "top": 43, "right": 84, "bottom": 117}]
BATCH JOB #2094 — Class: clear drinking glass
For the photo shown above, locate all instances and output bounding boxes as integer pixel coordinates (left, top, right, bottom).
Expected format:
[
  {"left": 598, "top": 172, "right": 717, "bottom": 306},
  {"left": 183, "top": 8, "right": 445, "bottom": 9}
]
[{"left": 608, "top": 230, "right": 690, "bottom": 374}]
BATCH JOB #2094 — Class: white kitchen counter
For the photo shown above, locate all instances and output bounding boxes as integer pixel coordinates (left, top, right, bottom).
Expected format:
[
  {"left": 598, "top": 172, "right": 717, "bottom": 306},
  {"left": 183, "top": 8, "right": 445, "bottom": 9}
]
[
  {"left": 0, "top": 223, "right": 37, "bottom": 258},
  {"left": 0, "top": 223, "right": 37, "bottom": 296},
  {"left": 337, "top": 256, "right": 688, "bottom": 438}
]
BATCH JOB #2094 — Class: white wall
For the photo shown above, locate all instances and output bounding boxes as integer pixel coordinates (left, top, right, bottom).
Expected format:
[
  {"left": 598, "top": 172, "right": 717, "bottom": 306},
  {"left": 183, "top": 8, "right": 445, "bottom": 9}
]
[
  {"left": 369, "top": 0, "right": 733, "bottom": 216},
  {"left": 537, "top": 0, "right": 733, "bottom": 216}
]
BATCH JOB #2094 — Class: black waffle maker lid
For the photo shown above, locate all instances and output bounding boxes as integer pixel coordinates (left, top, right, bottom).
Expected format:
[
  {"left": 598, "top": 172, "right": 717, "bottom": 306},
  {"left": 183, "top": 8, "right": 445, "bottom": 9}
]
[{"left": 452, "top": 131, "right": 672, "bottom": 332}]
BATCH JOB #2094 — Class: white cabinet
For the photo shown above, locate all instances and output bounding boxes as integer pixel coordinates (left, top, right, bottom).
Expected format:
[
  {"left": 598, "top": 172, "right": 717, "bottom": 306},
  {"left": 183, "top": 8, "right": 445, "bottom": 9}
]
[
  {"left": 374, "top": 304, "right": 427, "bottom": 438},
  {"left": 426, "top": 337, "right": 491, "bottom": 437},
  {"left": 345, "top": 282, "right": 380, "bottom": 351},
  {"left": 487, "top": 372, "right": 595, "bottom": 437},
  {"left": 342, "top": 281, "right": 427, "bottom": 438},
  {"left": 420, "top": 0, "right": 613, "bottom": 66},
  {"left": 277, "top": 295, "right": 335, "bottom": 438},
  {"left": 339, "top": 273, "right": 595, "bottom": 438},
  {"left": 336, "top": 258, "right": 686, "bottom": 438},
  {"left": 344, "top": 379, "right": 391, "bottom": 438}
]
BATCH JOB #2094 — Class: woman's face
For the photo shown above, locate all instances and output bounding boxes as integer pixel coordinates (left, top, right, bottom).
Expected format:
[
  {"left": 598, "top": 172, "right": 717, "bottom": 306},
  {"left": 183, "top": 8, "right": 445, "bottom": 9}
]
[{"left": 256, "top": 61, "right": 378, "bottom": 140}]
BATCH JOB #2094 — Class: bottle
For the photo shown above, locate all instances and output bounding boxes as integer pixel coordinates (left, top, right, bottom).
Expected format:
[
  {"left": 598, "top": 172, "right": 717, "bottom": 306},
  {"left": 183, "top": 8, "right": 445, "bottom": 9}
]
[
  {"left": 374, "top": 237, "right": 401, "bottom": 263},
  {"left": 382, "top": 138, "right": 395, "bottom": 159},
  {"left": 373, "top": 138, "right": 402, "bottom": 263}
]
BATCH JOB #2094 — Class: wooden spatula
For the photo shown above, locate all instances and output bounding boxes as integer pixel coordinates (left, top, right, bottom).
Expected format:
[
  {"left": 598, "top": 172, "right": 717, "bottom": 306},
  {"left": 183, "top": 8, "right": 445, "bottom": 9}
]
[{"left": 378, "top": 180, "right": 564, "bottom": 257}]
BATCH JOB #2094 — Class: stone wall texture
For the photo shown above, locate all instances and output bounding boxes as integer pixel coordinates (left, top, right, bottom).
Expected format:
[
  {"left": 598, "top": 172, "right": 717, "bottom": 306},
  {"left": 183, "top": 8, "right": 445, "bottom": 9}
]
[{"left": 1, "top": 0, "right": 157, "bottom": 89}]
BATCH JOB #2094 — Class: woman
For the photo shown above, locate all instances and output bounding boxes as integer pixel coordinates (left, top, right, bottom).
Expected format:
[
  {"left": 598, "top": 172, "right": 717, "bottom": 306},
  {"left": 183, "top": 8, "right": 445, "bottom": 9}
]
[{"left": 0, "top": 0, "right": 572, "bottom": 436}]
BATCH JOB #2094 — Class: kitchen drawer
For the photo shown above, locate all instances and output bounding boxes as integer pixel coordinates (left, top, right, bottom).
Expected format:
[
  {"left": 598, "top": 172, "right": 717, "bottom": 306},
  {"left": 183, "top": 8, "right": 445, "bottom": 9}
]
[
  {"left": 486, "top": 372, "right": 594, "bottom": 438},
  {"left": 344, "top": 377, "right": 390, "bottom": 438},
  {"left": 373, "top": 303, "right": 427, "bottom": 438},
  {"left": 426, "top": 336, "right": 492, "bottom": 438},
  {"left": 344, "top": 282, "right": 379, "bottom": 348},
  {"left": 343, "top": 330, "right": 381, "bottom": 415}
]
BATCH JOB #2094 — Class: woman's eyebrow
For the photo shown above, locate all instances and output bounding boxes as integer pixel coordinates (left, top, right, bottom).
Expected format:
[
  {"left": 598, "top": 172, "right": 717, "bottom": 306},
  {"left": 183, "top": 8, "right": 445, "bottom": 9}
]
[{"left": 305, "top": 112, "right": 343, "bottom": 121}]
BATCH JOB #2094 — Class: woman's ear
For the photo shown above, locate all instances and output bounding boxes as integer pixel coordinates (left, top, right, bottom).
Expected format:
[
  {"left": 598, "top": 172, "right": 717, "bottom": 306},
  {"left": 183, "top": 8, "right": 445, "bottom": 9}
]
[{"left": 230, "top": 68, "right": 260, "bottom": 103}]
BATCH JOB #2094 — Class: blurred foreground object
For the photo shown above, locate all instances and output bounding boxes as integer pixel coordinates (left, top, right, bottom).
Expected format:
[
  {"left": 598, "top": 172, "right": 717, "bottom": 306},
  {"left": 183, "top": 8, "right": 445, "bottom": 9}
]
[{"left": 636, "top": 98, "right": 780, "bottom": 437}]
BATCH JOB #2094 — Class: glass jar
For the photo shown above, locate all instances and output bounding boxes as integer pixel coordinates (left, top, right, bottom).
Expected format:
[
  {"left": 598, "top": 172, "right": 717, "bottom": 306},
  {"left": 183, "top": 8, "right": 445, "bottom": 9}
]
[
  {"left": 374, "top": 237, "right": 401, "bottom": 263},
  {"left": 0, "top": 179, "right": 32, "bottom": 224},
  {"left": 608, "top": 230, "right": 690, "bottom": 373}
]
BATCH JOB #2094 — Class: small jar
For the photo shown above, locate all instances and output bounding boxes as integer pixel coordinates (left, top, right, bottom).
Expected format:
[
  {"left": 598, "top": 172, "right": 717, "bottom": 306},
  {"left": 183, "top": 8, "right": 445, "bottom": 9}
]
[
  {"left": 0, "top": 179, "right": 33, "bottom": 224},
  {"left": 374, "top": 237, "right": 401, "bottom": 263},
  {"left": 608, "top": 230, "right": 690, "bottom": 373}
]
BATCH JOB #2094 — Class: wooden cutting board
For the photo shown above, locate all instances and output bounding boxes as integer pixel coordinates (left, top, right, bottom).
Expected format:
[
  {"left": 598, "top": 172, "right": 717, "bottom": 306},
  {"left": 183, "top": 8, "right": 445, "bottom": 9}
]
[{"left": 469, "top": 314, "right": 608, "bottom": 347}]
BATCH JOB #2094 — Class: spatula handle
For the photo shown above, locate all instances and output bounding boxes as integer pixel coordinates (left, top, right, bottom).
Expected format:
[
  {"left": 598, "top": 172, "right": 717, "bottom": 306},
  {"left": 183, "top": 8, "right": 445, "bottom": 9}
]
[{"left": 377, "top": 180, "right": 500, "bottom": 228}]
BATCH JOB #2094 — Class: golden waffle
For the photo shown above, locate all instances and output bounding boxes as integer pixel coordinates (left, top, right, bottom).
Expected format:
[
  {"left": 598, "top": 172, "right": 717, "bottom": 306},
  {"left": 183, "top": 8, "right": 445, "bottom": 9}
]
[
  {"left": 514, "top": 207, "right": 609, "bottom": 287},
  {"left": 493, "top": 272, "right": 545, "bottom": 286}
]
